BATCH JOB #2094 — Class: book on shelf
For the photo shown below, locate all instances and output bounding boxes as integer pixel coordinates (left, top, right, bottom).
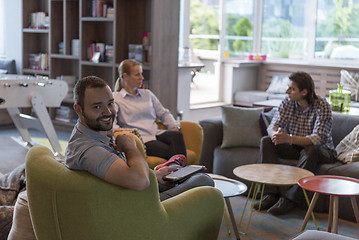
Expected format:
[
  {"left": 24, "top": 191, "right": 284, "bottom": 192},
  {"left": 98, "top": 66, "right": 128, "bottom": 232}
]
[
  {"left": 71, "top": 39, "right": 80, "bottom": 57},
  {"left": 90, "top": 0, "right": 113, "bottom": 17},
  {"left": 128, "top": 44, "right": 143, "bottom": 63},
  {"left": 105, "top": 44, "right": 114, "bottom": 63},
  {"left": 28, "top": 53, "right": 48, "bottom": 70},
  {"left": 29, "top": 12, "right": 49, "bottom": 29},
  {"left": 87, "top": 42, "right": 113, "bottom": 63},
  {"left": 107, "top": 7, "right": 114, "bottom": 18},
  {"left": 142, "top": 80, "right": 150, "bottom": 89},
  {"left": 55, "top": 106, "right": 78, "bottom": 123}
]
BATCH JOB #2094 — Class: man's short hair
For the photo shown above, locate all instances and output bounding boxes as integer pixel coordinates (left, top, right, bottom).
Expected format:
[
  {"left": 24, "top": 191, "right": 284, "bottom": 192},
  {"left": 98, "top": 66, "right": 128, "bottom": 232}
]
[{"left": 74, "top": 76, "right": 109, "bottom": 107}]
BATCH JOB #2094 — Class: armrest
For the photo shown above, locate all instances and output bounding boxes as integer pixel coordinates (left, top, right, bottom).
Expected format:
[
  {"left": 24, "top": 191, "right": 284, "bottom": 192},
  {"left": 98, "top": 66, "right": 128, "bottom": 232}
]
[
  {"left": 162, "top": 186, "right": 224, "bottom": 240},
  {"left": 198, "top": 117, "right": 223, "bottom": 172},
  {"left": 113, "top": 129, "right": 147, "bottom": 158},
  {"left": 179, "top": 120, "right": 203, "bottom": 165}
]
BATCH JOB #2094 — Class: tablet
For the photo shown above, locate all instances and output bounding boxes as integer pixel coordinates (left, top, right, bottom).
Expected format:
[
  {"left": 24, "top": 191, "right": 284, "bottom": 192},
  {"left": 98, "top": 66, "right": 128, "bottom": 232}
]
[{"left": 163, "top": 165, "right": 206, "bottom": 183}]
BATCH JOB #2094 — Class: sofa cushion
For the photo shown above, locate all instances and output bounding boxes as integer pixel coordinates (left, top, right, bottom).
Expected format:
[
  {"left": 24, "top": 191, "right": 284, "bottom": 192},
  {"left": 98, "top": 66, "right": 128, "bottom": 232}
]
[
  {"left": 234, "top": 90, "right": 270, "bottom": 106},
  {"left": 259, "top": 108, "right": 277, "bottom": 136},
  {"left": 331, "top": 112, "right": 359, "bottom": 146},
  {"left": 266, "top": 75, "right": 290, "bottom": 94},
  {"left": 0, "top": 58, "right": 17, "bottom": 74},
  {"left": 335, "top": 124, "right": 359, "bottom": 163},
  {"left": 221, "top": 106, "right": 263, "bottom": 148}
]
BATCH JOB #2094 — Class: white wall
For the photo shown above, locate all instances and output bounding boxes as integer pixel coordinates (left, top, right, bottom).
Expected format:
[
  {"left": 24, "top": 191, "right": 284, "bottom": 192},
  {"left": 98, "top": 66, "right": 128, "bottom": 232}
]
[
  {"left": 0, "top": 1, "right": 4, "bottom": 55},
  {"left": 4, "top": 0, "right": 22, "bottom": 73}
]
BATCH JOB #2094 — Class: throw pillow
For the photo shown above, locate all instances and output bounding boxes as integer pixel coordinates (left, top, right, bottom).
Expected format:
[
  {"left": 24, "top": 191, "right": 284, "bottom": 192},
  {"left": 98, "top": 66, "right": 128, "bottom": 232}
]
[
  {"left": 335, "top": 124, "right": 359, "bottom": 163},
  {"left": 266, "top": 75, "right": 290, "bottom": 94},
  {"left": 259, "top": 108, "right": 277, "bottom": 136},
  {"left": 221, "top": 106, "right": 264, "bottom": 148}
]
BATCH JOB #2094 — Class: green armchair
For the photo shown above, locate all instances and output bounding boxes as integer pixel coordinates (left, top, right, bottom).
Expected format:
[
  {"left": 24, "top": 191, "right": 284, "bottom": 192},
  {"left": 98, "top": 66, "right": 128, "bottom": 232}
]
[{"left": 25, "top": 145, "right": 224, "bottom": 240}]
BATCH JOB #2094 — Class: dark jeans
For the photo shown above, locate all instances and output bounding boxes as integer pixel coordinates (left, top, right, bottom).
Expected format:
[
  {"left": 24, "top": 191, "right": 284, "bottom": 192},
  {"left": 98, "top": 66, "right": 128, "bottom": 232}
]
[
  {"left": 259, "top": 136, "right": 337, "bottom": 204},
  {"left": 145, "top": 130, "right": 187, "bottom": 160},
  {"left": 159, "top": 173, "right": 214, "bottom": 201}
]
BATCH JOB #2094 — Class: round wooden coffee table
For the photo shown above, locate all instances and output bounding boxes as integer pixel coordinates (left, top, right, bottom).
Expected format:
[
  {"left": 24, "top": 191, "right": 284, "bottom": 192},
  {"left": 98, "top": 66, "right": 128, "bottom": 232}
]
[
  {"left": 233, "top": 163, "right": 314, "bottom": 234},
  {"left": 298, "top": 175, "right": 359, "bottom": 234}
]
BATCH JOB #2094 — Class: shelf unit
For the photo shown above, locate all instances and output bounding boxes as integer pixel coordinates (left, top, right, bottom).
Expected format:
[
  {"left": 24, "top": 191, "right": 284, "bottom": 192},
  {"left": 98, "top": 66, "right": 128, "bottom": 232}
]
[
  {"left": 21, "top": 0, "right": 180, "bottom": 130},
  {"left": 22, "top": 0, "right": 50, "bottom": 75}
]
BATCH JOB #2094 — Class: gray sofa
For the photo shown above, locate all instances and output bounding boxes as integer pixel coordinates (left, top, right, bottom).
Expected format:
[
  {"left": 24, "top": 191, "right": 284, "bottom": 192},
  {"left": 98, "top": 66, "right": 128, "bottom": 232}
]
[
  {"left": 199, "top": 111, "right": 359, "bottom": 222},
  {"left": 0, "top": 58, "right": 17, "bottom": 74}
]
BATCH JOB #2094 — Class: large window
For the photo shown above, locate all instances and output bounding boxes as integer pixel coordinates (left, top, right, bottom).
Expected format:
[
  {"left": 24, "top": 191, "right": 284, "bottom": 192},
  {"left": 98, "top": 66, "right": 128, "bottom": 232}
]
[
  {"left": 189, "top": 0, "right": 221, "bottom": 105},
  {"left": 187, "top": 0, "right": 359, "bottom": 62},
  {"left": 225, "top": 0, "right": 255, "bottom": 57},
  {"left": 184, "top": 0, "right": 359, "bottom": 105},
  {"left": 261, "top": 0, "right": 310, "bottom": 59},
  {"left": 190, "top": 0, "right": 219, "bottom": 51},
  {"left": 315, "top": 0, "right": 359, "bottom": 60}
]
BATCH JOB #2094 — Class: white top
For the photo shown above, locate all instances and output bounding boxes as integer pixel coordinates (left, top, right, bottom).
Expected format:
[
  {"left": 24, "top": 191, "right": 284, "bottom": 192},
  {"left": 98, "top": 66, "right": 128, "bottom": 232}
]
[{"left": 113, "top": 88, "right": 180, "bottom": 143}]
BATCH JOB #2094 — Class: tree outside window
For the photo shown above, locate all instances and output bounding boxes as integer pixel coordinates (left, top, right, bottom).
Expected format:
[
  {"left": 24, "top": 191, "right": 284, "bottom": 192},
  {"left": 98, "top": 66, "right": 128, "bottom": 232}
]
[
  {"left": 261, "top": 0, "right": 309, "bottom": 59},
  {"left": 316, "top": 0, "right": 359, "bottom": 60},
  {"left": 225, "top": 0, "right": 254, "bottom": 57},
  {"left": 190, "top": 0, "right": 219, "bottom": 51}
]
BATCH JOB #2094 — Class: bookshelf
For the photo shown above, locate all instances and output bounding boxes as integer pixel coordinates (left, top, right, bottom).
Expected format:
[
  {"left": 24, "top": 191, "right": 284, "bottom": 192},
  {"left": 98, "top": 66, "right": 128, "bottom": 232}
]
[{"left": 21, "top": 0, "right": 180, "bottom": 129}]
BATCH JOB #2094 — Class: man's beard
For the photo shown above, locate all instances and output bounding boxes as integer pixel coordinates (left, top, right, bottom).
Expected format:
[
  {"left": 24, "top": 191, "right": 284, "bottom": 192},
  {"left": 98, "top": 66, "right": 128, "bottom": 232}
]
[{"left": 83, "top": 113, "right": 115, "bottom": 131}]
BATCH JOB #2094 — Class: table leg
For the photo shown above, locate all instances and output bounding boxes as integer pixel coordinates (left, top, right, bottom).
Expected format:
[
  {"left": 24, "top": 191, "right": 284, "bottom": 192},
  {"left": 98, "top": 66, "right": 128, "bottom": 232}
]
[
  {"left": 328, "top": 195, "right": 334, "bottom": 232},
  {"left": 225, "top": 198, "right": 240, "bottom": 240},
  {"left": 223, "top": 205, "right": 232, "bottom": 235},
  {"left": 350, "top": 196, "right": 359, "bottom": 228},
  {"left": 256, "top": 184, "right": 266, "bottom": 211},
  {"left": 238, "top": 182, "right": 254, "bottom": 232},
  {"left": 300, "top": 192, "right": 320, "bottom": 232},
  {"left": 301, "top": 189, "right": 319, "bottom": 230},
  {"left": 332, "top": 196, "right": 339, "bottom": 234},
  {"left": 244, "top": 183, "right": 261, "bottom": 234}
]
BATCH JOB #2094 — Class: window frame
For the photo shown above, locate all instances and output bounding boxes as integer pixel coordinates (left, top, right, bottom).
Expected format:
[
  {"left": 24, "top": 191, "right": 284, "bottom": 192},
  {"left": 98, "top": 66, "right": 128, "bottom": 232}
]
[{"left": 183, "top": 0, "right": 359, "bottom": 67}]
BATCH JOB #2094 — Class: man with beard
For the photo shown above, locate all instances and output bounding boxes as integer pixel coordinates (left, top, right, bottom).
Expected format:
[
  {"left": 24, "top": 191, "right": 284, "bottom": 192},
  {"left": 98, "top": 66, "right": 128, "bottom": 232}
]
[{"left": 64, "top": 76, "right": 213, "bottom": 200}]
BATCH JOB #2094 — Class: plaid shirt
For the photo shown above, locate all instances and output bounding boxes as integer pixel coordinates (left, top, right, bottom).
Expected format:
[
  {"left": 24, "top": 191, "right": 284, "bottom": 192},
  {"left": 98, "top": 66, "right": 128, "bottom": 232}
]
[{"left": 268, "top": 96, "right": 335, "bottom": 151}]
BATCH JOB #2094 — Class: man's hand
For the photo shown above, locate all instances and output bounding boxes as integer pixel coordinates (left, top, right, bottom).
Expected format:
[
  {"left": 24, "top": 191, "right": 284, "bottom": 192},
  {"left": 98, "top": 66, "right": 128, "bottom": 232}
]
[
  {"left": 271, "top": 127, "right": 291, "bottom": 145},
  {"left": 155, "top": 166, "right": 179, "bottom": 185},
  {"left": 114, "top": 134, "right": 136, "bottom": 152}
]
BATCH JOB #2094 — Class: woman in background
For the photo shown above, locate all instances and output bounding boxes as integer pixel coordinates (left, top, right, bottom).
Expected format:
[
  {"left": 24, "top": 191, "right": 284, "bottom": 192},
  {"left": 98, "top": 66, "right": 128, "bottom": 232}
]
[{"left": 113, "top": 59, "right": 186, "bottom": 170}]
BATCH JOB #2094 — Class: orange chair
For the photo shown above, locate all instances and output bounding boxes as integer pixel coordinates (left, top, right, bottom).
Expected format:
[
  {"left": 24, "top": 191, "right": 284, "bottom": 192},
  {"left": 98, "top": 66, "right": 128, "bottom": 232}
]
[{"left": 115, "top": 120, "right": 203, "bottom": 169}]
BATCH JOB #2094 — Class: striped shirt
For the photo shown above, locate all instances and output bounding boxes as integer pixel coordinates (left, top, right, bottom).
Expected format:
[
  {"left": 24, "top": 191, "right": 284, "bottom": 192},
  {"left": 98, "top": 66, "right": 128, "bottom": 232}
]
[{"left": 268, "top": 96, "right": 335, "bottom": 151}]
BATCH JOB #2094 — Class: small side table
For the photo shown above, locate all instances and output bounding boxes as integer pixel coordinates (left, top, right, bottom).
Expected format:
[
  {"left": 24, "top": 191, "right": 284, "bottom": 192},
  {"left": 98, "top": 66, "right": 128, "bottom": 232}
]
[
  {"left": 298, "top": 175, "right": 359, "bottom": 233},
  {"left": 208, "top": 173, "right": 247, "bottom": 240}
]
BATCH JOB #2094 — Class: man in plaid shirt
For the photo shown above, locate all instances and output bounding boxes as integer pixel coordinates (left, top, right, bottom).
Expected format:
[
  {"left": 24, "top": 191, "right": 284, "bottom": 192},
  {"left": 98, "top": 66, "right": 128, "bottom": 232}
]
[{"left": 254, "top": 71, "right": 337, "bottom": 215}]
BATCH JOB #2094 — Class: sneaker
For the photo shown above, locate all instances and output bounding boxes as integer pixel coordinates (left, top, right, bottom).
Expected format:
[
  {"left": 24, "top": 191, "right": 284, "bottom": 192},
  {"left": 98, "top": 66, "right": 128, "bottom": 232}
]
[
  {"left": 253, "top": 194, "right": 279, "bottom": 211},
  {"left": 267, "top": 197, "right": 295, "bottom": 216},
  {"left": 154, "top": 154, "right": 186, "bottom": 170}
]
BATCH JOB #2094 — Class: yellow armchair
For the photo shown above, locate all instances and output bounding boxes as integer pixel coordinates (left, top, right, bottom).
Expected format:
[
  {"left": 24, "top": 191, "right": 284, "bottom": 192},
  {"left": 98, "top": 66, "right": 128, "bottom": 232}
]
[
  {"left": 25, "top": 145, "right": 224, "bottom": 240},
  {"left": 115, "top": 121, "right": 203, "bottom": 169},
  {"left": 148, "top": 120, "right": 203, "bottom": 169}
]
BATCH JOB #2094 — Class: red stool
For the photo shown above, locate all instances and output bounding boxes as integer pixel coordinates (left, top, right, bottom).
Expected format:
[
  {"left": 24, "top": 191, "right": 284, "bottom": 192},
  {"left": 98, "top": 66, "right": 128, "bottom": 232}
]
[{"left": 298, "top": 175, "right": 359, "bottom": 233}]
